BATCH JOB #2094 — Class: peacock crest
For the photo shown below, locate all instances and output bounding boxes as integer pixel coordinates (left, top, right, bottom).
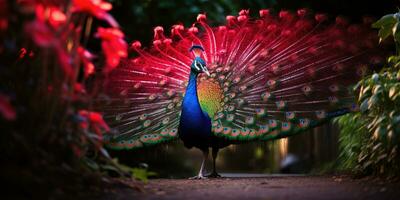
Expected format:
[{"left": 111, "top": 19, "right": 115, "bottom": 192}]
[{"left": 100, "top": 9, "right": 384, "bottom": 150}]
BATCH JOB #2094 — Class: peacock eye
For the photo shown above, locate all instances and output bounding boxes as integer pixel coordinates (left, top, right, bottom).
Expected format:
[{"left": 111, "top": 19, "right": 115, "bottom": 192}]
[{"left": 194, "top": 60, "right": 203, "bottom": 70}]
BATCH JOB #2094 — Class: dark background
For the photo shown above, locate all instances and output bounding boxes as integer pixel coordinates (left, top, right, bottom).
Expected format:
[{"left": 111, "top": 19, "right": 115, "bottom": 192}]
[
  {"left": 106, "top": 0, "right": 399, "bottom": 178},
  {"left": 110, "top": 0, "right": 399, "bottom": 44}
]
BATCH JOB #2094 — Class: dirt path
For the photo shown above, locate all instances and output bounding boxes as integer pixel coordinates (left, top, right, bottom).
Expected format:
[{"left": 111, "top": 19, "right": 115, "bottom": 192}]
[{"left": 100, "top": 175, "right": 399, "bottom": 200}]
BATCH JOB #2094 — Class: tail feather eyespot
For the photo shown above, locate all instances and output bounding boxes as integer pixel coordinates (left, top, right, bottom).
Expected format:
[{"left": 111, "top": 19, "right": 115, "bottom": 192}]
[
  {"left": 240, "top": 128, "right": 250, "bottom": 136},
  {"left": 169, "top": 128, "right": 178, "bottom": 137},
  {"left": 223, "top": 127, "right": 232, "bottom": 135},
  {"left": 258, "top": 125, "right": 269, "bottom": 135},
  {"left": 281, "top": 122, "right": 292, "bottom": 132},
  {"left": 231, "top": 129, "right": 241, "bottom": 137}
]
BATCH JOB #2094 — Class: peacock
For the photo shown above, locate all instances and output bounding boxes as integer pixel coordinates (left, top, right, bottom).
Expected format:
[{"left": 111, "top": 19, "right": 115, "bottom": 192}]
[{"left": 100, "top": 9, "right": 384, "bottom": 179}]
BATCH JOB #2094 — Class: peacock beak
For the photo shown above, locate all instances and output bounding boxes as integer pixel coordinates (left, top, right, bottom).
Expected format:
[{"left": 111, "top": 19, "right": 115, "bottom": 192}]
[
  {"left": 203, "top": 66, "right": 210, "bottom": 76},
  {"left": 194, "top": 59, "right": 210, "bottom": 76}
]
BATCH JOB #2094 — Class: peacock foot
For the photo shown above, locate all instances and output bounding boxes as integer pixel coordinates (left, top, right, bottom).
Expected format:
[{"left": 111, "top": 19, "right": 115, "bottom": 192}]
[
  {"left": 205, "top": 172, "right": 221, "bottom": 178},
  {"left": 189, "top": 175, "right": 207, "bottom": 180}
]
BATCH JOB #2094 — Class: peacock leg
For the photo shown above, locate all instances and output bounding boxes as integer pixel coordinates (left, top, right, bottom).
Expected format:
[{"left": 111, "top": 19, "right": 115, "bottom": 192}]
[
  {"left": 189, "top": 148, "right": 209, "bottom": 179},
  {"left": 206, "top": 148, "right": 221, "bottom": 178}
]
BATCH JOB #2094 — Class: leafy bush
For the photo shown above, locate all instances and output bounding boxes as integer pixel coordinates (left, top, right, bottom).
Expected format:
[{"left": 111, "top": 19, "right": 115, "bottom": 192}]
[
  {"left": 0, "top": 0, "right": 139, "bottom": 198},
  {"left": 335, "top": 12, "right": 400, "bottom": 177},
  {"left": 335, "top": 114, "right": 368, "bottom": 172}
]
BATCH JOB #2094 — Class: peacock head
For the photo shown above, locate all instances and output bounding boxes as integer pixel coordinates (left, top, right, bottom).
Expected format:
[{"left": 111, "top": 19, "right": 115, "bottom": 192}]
[{"left": 189, "top": 45, "right": 210, "bottom": 76}]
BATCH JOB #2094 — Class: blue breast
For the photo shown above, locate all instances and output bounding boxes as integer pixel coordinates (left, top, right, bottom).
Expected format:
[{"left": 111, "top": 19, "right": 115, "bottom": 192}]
[{"left": 178, "top": 71, "right": 212, "bottom": 148}]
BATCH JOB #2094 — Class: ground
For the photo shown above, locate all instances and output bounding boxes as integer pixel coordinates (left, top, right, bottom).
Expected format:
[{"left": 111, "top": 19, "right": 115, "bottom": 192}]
[{"left": 99, "top": 174, "right": 400, "bottom": 200}]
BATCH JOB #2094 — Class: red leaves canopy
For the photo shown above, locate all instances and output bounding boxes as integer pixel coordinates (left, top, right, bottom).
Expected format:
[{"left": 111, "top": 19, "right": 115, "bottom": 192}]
[
  {"left": 72, "top": 0, "right": 118, "bottom": 27},
  {"left": 0, "top": 94, "right": 16, "bottom": 121},
  {"left": 95, "top": 27, "right": 127, "bottom": 73}
]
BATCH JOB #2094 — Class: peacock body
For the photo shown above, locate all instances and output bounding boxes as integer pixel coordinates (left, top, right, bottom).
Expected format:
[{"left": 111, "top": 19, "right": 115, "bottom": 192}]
[{"left": 100, "top": 9, "right": 384, "bottom": 178}]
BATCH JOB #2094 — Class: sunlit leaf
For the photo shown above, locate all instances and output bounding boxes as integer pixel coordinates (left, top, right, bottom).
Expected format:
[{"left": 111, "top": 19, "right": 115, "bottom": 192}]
[
  {"left": 372, "top": 73, "right": 379, "bottom": 83},
  {"left": 132, "top": 168, "right": 157, "bottom": 183},
  {"left": 389, "top": 86, "right": 397, "bottom": 99},
  {"left": 360, "top": 99, "right": 369, "bottom": 113},
  {"left": 368, "top": 94, "right": 379, "bottom": 109},
  {"left": 372, "top": 14, "right": 396, "bottom": 28},
  {"left": 83, "top": 157, "right": 100, "bottom": 171},
  {"left": 393, "top": 22, "right": 400, "bottom": 42},
  {"left": 378, "top": 26, "right": 393, "bottom": 43},
  {"left": 100, "top": 147, "right": 111, "bottom": 159}
]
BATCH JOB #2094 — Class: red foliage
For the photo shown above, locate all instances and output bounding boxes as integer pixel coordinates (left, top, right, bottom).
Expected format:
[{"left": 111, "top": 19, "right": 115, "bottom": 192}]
[
  {"left": 0, "top": 94, "right": 16, "bottom": 121},
  {"left": 78, "top": 46, "right": 95, "bottom": 78},
  {"left": 23, "top": 0, "right": 127, "bottom": 79},
  {"left": 35, "top": 4, "right": 67, "bottom": 28},
  {"left": 72, "top": 0, "right": 118, "bottom": 27},
  {"left": 19, "top": 48, "right": 28, "bottom": 59},
  {"left": 3, "top": 0, "right": 127, "bottom": 155},
  {"left": 0, "top": 0, "right": 8, "bottom": 31},
  {"left": 78, "top": 110, "right": 110, "bottom": 139},
  {"left": 95, "top": 27, "right": 128, "bottom": 73},
  {"left": 24, "top": 3, "right": 75, "bottom": 78}
]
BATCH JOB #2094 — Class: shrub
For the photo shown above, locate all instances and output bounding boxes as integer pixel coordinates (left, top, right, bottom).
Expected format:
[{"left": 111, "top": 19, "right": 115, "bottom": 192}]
[
  {"left": 0, "top": 0, "right": 130, "bottom": 198},
  {"left": 336, "top": 12, "right": 400, "bottom": 177}
]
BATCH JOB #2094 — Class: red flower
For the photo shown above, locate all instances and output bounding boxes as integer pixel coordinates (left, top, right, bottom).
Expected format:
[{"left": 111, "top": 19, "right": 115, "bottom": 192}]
[
  {"left": 71, "top": 144, "right": 83, "bottom": 158},
  {"left": 25, "top": 17, "right": 56, "bottom": 47},
  {"left": 78, "top": 46, "right": 95, "bottom": 78},
  {"left": 95, "top": 27, "right": 127, "bottom": 74},
  {"left": 78, "top": 110, "right": 110, "bottom": 138},
  {"left": 19, "top": 48, "right": 28, "bottom": 59},
  {"left": 0, "top": 94, "right": 16, "bottom": 121},
  {"left": 74, "top": 83, "right": 86, "bottom": 94},
  {"left": 72, "top": 0, "right": 118, "bottom": 27},
  {"left": 0, "top": 18, "right": 7, "bottom": 31},
  {"left": 35, "top": 4, "right": 67, "bottom": 28},
  {"left": 25, "top": 4, "right": 66, "bottom": 47},
  {"left": 25, "top": 6, "right": 74, "bottom": 78},
  {"left": 0, "top": 0, "right": 8, "bottom": 31}
]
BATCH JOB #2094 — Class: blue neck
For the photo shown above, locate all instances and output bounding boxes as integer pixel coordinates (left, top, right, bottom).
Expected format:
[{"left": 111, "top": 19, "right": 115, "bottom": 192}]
[
  {"left": 181, "top": 71, "right": 206, "bottom": 119},
  {"left": 179, "top": 69, "right": 212, "bottom": 141},
  {"left": 185, "top": 71, "right": 198, "bottom": 97}
]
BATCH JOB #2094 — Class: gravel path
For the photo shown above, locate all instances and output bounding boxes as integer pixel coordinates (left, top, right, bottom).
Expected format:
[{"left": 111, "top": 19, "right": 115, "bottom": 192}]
[{"left": 100, "top": 175, "right": 399, "bottom": 200}]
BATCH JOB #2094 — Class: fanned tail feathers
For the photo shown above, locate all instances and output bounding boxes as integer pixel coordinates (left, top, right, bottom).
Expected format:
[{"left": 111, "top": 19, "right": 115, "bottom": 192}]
[{"left": 99, "top": 9, "right": 385, "bottom": 150}]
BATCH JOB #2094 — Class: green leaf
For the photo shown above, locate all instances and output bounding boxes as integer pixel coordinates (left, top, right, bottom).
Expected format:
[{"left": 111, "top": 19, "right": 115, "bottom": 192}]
[
  {"left": 101, "top": 164, "right": 120, "bottom": 172},
  {"left": 372, "top": 73, "right": 379, "bottom": 83},
  {"left": 378, "top": 24, "right": 394, "bottom": 43},
  {"left": 389, "top": 86, "right": 397, "bottom": 99},
  {"left": 372, "top": 85, "right": 382, "bottom": 95},
  {"left": 393, "top": 22, "right": 400, "bottom": 42},
  {"left": 360, "top": 98, "right": 369, "bottom": 113},
  {"left": 388, "top": 55, "right": 400, "bottom": 63},
  {"left": 372, "top": 14, "right": 396, "bottom": 28},
  {"left": 83, "top": 157, "right": 100, "bottom": 171},
  {"left": 132, "top": 168, "right": 148, "bottom": 182},
  {"left": 359, "top": 85, "right": 371, "bottom": 99},
  {"left": 374, "top": 126, "right": 387, "bottom": 140},
  {"left": 132, "top": 168, "right": 157, "bottom": 183},
  {"left": 394, "top": 115, "right": 400, "bottom": 124},
  {"left": 368, "top": 94, "right": 379, "bottom": 109},
  {"left": 100, "top": 147, "right": 111, "bottom": 159},
  {"left": 372, "top": 143, "right": 382, "bottom": 151}
]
